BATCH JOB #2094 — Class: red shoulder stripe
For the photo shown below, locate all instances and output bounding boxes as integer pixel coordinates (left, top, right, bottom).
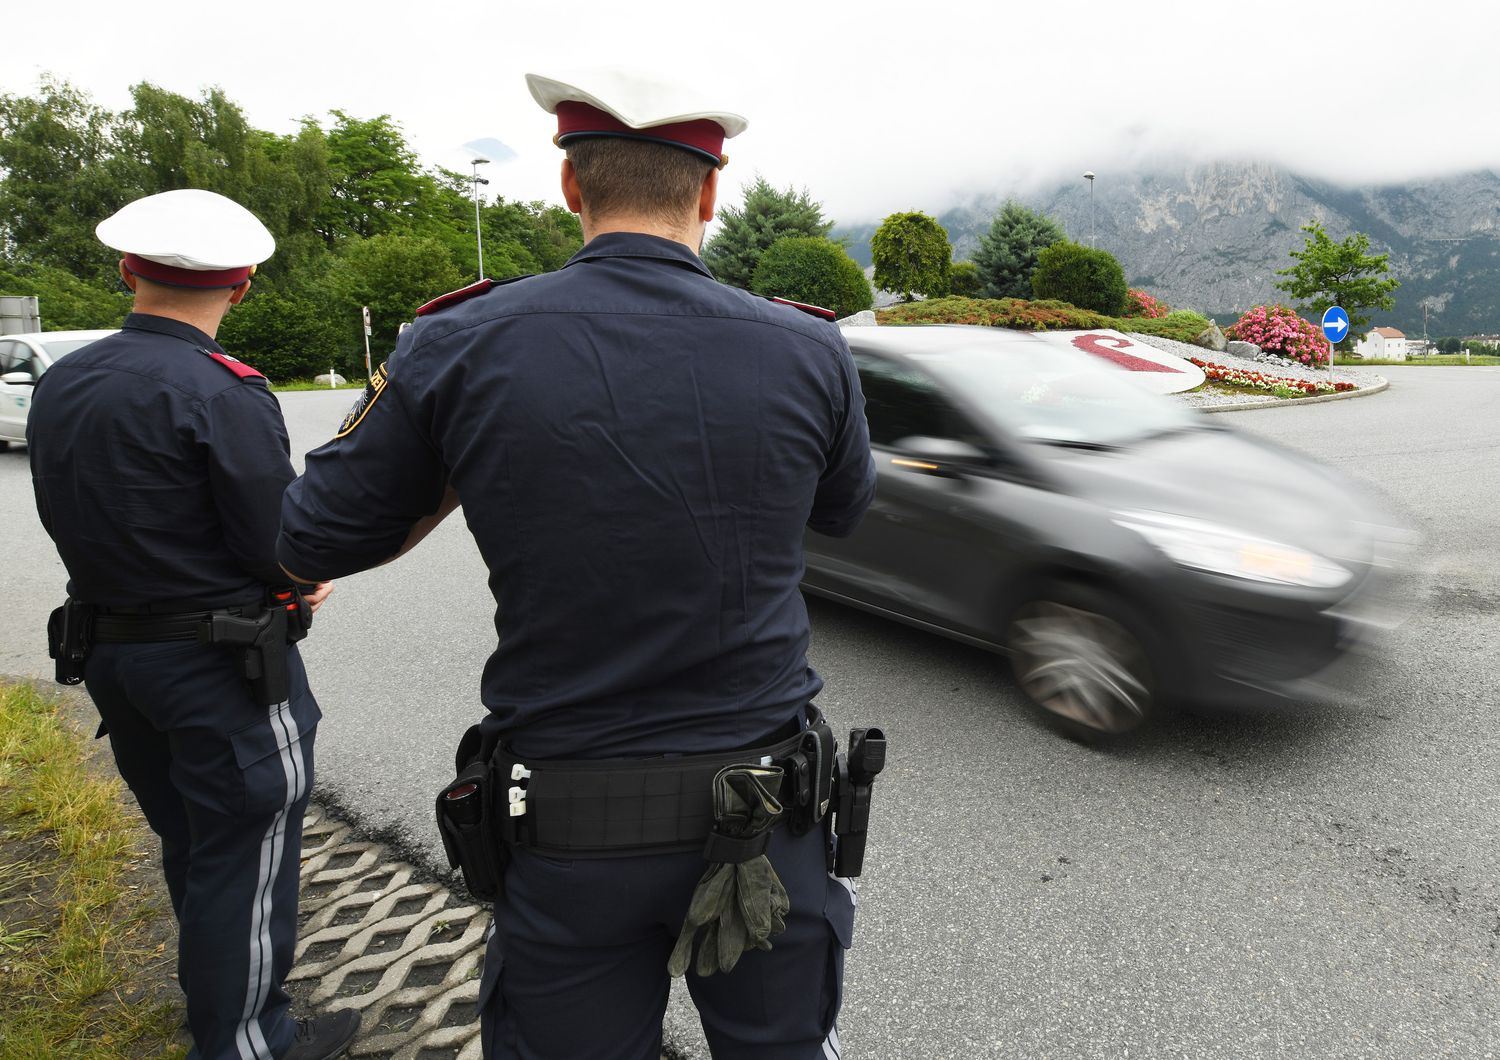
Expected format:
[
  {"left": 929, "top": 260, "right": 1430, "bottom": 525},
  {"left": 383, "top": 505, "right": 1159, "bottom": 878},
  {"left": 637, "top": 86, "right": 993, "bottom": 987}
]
[
  {"left": 207, "top": 351, "right": 265, "bottom": 380},
  {"left": 771, "top": 296, "right": 837, "bottom": 321},
  {"left": 416, "top": 278, "right": 496, "bottom": 317}
]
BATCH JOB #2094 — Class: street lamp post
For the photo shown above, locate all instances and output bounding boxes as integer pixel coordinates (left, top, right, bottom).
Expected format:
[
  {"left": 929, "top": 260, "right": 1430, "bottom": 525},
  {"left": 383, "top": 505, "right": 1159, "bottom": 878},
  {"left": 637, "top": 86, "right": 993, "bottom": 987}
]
[
  {"left": 1083, "top": 171, "right": 1095, "bottom": 247},
  {"left": 471, "top": 157, "right": 490, "bottom": 279}
]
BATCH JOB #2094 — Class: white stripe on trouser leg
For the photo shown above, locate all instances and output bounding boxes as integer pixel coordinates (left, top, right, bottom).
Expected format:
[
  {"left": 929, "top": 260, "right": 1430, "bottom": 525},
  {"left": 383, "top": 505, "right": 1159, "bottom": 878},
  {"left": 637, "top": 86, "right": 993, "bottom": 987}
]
[
  {"left": 234, "top": 700, "right": 306, "bottom": 1060},
  {"left": 823, "top": 1021, "right": 842, "bottom": 1060}
]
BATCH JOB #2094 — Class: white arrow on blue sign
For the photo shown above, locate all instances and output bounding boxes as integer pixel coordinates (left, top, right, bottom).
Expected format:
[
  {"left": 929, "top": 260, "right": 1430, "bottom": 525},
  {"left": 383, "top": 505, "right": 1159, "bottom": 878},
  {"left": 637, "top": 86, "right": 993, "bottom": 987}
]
[{"left": 1321, "top": 306, "right": 1350, "bottom": 344}]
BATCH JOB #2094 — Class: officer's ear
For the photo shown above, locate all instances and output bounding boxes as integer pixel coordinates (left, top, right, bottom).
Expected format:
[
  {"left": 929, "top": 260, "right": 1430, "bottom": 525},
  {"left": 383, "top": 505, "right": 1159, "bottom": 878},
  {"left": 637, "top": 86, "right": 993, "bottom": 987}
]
[
  {"left": 118, "top": 260, "right": 138, "bottom": 293},
  {"left": 698, "top": 165, "right": 718, "bottom": 224},
  {"left": 561, "top": 159, "right": 583, "bottom": 215},
  {"left": 228, "top": 278, "right": 252, "bottom": 306}
]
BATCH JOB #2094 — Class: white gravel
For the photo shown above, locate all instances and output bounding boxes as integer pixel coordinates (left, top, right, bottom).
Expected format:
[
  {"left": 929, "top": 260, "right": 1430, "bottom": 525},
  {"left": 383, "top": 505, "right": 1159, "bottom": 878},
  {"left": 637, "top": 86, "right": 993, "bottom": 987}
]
[{"left": 1129, "top": 333, "right": 1386, "bottom": 408}]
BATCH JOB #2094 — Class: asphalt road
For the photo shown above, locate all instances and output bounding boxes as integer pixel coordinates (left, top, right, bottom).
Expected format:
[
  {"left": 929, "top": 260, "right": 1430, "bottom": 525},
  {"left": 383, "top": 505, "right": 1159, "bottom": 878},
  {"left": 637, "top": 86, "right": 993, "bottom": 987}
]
[{"left": 6, "top": 367, "right": 1498, "bottom": 1058}]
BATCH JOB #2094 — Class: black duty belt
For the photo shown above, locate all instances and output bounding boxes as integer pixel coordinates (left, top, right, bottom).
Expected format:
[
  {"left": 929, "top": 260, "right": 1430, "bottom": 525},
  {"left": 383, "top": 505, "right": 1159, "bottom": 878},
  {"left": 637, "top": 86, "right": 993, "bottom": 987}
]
[
  {"left": 91, "top": 607, "right": 248, "bottom": 643},
  {"left": 492, "top": 707, "right": 834, "bottom": 859}
]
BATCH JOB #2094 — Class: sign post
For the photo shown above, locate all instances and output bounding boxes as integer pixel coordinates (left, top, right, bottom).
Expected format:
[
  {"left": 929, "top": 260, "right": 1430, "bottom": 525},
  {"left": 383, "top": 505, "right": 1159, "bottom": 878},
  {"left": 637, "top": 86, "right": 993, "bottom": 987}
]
[
  {"left": 361, "top": 306, "right": 373, "bottom": 382},
  {"left": 1321, "top": 306, "right": 1349, "bottom": 378}
]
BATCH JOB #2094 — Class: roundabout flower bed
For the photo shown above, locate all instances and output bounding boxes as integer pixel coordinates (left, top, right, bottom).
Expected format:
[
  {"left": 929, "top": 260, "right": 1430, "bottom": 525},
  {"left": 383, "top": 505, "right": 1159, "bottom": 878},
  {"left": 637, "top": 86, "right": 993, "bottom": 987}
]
[
  {"left": 1224, "top": 304, "right": 1332, "bottom": 367},
  {"left": 1190, "top": 357, "right": 1357, "bottom": 398}
]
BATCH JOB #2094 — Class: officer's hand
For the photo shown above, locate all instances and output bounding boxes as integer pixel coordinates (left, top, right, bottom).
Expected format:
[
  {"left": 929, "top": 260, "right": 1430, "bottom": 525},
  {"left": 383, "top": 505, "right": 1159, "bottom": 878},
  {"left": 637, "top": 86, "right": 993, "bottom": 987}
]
[
  {"left": 305, "top": 581, "right": 334, "bottom": 612},
  {"left": 668, "top": 765, "right": 790, "bottom": 978}
]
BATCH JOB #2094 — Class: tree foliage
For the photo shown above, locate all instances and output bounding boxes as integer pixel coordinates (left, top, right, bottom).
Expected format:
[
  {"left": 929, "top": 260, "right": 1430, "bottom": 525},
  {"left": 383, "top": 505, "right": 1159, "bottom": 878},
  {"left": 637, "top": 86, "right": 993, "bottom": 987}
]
[
  {"left": 751, "top": 237, "right": 873, "bottom": 319},
  {"left": 871, "top": 212, "right": 951, "bottom": 301},
  {"left": 971, "top": 200, "right": 1066, "bottom": 300},
  {"left": 0, "top": 78, "right": 584, "bottom": 380},
  {"left": 1030, "top": 241, "right": 1128, "bottom": 315},
  {"left": 703, "top": 177, "right": 832, "bottom": 289},
  {"left": 947, "top": 261, "right": 983, "bottom": 297},
  {"left": 1274, "top": 220, "right": 1400, "bottom": 349}
]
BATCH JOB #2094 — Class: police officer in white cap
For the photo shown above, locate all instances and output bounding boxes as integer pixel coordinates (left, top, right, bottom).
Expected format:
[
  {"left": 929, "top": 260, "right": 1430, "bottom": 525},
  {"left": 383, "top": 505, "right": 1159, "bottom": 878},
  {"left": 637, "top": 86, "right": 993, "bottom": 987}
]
[
  {"left": 28, "top": 189, "right": 357, "bottom": 1060},
  {"left": 277, "top": 71, "right": 877, "bottom": 1057}
]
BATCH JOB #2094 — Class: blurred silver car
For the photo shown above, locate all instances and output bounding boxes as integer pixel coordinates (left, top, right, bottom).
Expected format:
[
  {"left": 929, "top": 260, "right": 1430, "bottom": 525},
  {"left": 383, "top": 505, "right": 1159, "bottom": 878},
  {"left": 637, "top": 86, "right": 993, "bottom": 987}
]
[
  {"left": 802, "top": 325, "right": 1411, "bottom": 740},
  {"left": 0, "top": 330, "right": 116, "bottom": 447}
]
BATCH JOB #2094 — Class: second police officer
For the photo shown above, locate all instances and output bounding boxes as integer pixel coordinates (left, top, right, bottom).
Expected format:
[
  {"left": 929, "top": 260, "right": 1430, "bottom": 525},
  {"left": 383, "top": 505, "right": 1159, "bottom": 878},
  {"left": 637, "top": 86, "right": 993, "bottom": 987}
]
[
  {"left": 277, "top": 69, "right": 877, "bottom": 1058},
  {"left": 28, "top": 190, "right": 357, "bottom": 1060}
]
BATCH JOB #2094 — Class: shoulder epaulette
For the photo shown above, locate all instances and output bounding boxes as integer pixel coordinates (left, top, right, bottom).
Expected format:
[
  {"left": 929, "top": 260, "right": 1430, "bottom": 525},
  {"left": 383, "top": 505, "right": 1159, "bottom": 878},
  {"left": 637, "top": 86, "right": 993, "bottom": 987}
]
[
  {"left": 770, "top": 296, "right": 837, "bottom": 321},
  {"left": 202, "top": 349, "right": 265, "bottom": 381},
  {"left": 415, "top": 273, "right": 534, "bottom": 317}
]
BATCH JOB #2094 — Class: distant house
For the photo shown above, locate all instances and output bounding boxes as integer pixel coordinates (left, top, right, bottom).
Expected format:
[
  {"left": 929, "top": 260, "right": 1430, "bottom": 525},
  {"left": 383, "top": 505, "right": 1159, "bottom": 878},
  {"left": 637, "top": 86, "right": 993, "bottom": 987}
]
[
  {"left": 1405, "top": 338, "right": 1436, "bottom": 358},
  {"left": 1354, "top": 326, "right": 1408, "bottom": 361},
  {"left": 1462, "top": 334, "right": 1500, "bottom": 349}
]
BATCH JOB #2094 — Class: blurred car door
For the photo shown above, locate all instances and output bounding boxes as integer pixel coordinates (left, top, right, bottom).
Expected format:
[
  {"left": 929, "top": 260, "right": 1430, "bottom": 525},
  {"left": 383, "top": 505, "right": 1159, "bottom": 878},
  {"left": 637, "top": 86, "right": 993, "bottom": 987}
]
[{"left": 804, "top": 350, "right": 1036, "bottom": 642}]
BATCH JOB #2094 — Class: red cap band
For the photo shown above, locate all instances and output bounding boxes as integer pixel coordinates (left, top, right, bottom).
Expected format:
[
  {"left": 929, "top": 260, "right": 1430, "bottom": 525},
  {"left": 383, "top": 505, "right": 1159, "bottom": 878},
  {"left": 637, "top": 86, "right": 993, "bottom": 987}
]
[
  {"left": 123, "top": 253, "right": 252, "bottom": 289},
  {"left": 555, "top": 101, "right": 725, "bottom": 164}
]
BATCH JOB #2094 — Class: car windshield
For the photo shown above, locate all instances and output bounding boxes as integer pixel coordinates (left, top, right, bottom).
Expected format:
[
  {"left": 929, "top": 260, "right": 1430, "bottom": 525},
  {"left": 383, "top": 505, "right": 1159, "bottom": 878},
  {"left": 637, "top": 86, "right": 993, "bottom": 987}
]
[
  {"left": 39, "top": 339, "right": 103, "bottom": 360},
  {"left": 907, "top": 337, "right": 1200, "bottom": 448}
]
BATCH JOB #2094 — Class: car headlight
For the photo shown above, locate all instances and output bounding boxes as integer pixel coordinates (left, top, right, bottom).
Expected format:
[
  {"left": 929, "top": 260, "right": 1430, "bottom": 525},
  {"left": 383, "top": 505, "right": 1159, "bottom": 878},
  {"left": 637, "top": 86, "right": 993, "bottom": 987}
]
[{"left": 1112, "top": 509, "right": 1351, "bottom": 589}]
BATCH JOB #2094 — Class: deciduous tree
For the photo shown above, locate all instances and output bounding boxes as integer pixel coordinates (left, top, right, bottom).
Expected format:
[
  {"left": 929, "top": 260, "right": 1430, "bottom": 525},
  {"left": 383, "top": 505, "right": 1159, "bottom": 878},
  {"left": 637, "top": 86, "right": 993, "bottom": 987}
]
[
  {"left": 871, "top": 212, "right": 952, "bottom": 301},
  {"left": 1274, "top": 220, "right": 1399, "bottom": 350}
]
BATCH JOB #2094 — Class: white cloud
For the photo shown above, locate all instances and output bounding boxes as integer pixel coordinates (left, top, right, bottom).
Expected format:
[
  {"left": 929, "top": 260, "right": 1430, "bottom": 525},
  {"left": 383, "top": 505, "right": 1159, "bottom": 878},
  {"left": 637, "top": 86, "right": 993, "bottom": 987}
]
[{"left": 5, "top": 0, "right": 1496, "bottom": 225}]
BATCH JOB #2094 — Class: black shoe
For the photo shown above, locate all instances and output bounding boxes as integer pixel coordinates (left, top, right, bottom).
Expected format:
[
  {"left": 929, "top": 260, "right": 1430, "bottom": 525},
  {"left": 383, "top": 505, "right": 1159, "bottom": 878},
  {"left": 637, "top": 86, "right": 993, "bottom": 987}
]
[{"left": 282, "top": 1009, "right": 361, "bottom": 1060}]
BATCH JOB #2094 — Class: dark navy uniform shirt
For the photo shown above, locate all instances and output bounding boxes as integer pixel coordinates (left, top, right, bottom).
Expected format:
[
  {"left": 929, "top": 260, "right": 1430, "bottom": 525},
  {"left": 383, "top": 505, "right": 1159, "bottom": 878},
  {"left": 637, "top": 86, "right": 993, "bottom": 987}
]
[
  {"left": 279, "top": 233, "right": 876, "bottom": 759},
  {"left": 29, "top": 313, "right": 295, "bottom": 608}
]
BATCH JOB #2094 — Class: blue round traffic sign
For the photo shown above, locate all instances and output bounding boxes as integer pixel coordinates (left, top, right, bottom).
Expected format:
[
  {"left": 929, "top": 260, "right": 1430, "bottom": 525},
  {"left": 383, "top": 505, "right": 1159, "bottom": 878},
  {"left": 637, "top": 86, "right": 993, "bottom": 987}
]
[{"left": 1321, "top": 306, "right": 1350, "bottom": 344}]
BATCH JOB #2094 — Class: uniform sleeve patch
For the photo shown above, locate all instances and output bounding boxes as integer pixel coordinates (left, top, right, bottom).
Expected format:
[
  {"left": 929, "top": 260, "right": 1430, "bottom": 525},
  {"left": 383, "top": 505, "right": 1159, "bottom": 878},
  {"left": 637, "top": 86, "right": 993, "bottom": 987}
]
[
  {"left": 336, "top": 362, "right": 389, "bottom": 438},
  {"left": 415, "top": 278, "right": 496, "bottom": 317},
  {"left": 770, "top": 296, "right": 837, "bottom": 321}
]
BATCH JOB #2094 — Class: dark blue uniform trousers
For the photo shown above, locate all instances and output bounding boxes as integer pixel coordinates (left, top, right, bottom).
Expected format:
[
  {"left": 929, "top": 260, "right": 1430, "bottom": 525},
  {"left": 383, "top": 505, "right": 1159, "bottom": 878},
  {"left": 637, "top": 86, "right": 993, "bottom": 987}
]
[
  {"left": 85, "top": 640, "right": 320, "bottom": 1060},
  {"left": 478, "top": 821, "right": 855, "bottom": 1058}
]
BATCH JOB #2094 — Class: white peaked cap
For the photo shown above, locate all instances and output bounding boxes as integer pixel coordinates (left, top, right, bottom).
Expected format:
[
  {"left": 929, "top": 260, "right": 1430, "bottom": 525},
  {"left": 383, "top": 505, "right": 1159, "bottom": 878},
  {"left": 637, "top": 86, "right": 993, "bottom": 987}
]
[
  {"left": 96, "top": 189, "right": 275, "bottom": 271},
  {"left": 526, "top": 69, "right": 747, "bottom": 162}
]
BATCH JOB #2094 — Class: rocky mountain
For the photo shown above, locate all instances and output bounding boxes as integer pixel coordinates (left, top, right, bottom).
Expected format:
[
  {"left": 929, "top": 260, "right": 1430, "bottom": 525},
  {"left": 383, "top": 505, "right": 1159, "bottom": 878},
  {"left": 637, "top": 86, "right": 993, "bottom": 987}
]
[{"left": 835, "top": 163, "right": 1500, "bottom": 336}]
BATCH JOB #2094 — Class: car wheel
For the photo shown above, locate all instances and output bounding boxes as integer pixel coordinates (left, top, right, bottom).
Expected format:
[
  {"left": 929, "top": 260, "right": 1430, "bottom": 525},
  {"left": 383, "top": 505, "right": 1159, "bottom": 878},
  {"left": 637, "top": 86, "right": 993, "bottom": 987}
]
[{"left": 1007, "top": 588, "right": 1155, "bottom": 740}]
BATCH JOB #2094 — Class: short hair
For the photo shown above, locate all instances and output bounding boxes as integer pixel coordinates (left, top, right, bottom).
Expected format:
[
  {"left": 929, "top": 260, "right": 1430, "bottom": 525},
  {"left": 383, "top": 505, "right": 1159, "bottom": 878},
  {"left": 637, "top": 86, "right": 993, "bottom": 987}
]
[{"left": 566, "top": 138, "right": 713, "bottom": 224}]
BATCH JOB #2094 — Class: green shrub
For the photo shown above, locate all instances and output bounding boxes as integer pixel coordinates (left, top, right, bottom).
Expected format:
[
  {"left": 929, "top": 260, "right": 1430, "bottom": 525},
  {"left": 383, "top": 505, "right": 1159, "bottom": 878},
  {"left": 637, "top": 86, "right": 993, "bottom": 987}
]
[
  {"left": 751, "top": 237, "right": 872, "bottom": 319},
  {"left": 947, "top": 261, "right": 983, "bottom": 297},
  {"left": 876, "top": 296, "right": 1211, "bottom": 343},
  {"left": 1030, "top": 241, "right": 1129, "bottom": 315}
]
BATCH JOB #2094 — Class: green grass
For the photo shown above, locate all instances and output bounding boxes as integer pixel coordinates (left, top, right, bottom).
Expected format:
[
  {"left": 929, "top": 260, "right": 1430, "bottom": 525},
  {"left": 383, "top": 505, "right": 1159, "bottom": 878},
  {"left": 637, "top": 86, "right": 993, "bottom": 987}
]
[
  {"left": 269, "top": 378, "right": 366, "bottom": 392},
  {"left": 1334, "top": 355, "right": 1500, "bottom": 366},
  {"left": 0, "top": 682, "right": 186, "bottom": 1059}
]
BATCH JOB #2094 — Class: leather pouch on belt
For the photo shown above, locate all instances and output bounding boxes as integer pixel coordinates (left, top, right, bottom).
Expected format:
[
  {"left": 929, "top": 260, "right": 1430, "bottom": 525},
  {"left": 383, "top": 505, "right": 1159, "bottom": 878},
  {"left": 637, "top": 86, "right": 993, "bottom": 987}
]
[{"left": 436, "top": 724, "right": 509, "bottom": 902}]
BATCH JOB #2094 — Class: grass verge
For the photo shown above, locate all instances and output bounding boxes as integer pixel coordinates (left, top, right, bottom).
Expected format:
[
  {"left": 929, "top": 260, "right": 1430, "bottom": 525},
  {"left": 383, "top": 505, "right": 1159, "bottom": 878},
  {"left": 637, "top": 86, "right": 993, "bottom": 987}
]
[
  {"left": 270, "top": 378, "right": 367, "bottom": 392},
  {"left": 0, "top": 681, "right": 185, "bottom": 1059},
  {"left": 1334, "top": 355, "right": 1500, "bottom": 366}
]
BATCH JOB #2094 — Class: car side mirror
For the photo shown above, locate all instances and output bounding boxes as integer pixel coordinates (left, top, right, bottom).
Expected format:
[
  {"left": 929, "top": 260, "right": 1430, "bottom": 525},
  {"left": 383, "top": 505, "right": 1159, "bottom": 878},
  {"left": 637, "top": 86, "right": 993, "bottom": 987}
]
[
  {"left": 889, "top": 436, "right": 990, "bottom": 478},
  {"left": 1, "top": 371, "right": 34, "bottom": 386}
]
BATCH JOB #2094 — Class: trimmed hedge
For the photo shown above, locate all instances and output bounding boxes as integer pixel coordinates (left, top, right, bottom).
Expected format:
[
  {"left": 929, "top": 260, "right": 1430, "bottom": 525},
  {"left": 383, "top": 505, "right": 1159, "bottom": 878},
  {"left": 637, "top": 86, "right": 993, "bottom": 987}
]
[
  {"left": 876, "top": 297, "right": 1212, "bottom": 344},
  {"left": 1031, "top": 241, "right": 1129, "bottom": 315}
]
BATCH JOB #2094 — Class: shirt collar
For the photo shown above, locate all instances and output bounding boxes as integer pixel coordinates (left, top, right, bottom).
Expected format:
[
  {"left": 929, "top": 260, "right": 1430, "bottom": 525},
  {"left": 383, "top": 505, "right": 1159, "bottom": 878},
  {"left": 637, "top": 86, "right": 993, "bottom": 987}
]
[
  {"left": 122, "top": 312, "right": 225, "bottom": 354},
  {"left": 563, "top": 231, "right": 713, "bottom": 279}
]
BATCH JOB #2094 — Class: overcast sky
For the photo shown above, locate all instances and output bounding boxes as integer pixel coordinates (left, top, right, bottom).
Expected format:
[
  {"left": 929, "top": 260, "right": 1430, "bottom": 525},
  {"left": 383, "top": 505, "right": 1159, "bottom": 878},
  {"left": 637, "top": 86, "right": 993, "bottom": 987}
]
[{"left": 5, "top": 0, "right": 1496, "bottom": 226}]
